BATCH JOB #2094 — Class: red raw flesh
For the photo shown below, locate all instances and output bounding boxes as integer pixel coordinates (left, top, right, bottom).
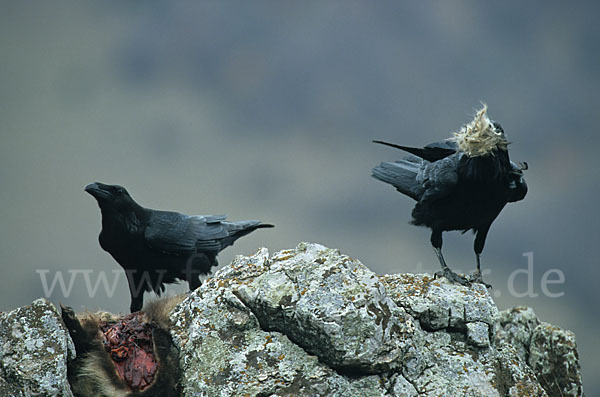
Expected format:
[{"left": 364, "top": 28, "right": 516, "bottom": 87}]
[{"left": 100, "top": 313, "right": 158, "bottom": 391}]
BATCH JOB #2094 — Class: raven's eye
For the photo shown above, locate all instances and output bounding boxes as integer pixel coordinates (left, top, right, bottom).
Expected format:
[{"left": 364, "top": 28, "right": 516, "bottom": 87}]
[{"left": 492, "top": 122, "right": 504, "bottom": 135}]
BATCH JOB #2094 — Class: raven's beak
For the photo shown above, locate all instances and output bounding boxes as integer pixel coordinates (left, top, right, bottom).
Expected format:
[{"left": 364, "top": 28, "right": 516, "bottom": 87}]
[{"left": 85, "top": 182, "right": 111, "bottom": 200}]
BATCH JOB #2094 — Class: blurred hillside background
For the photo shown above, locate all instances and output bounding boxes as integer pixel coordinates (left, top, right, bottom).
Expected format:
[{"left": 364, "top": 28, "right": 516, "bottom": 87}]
[{"left": 1, "top": 1, "right": 598, "bottom": 392}]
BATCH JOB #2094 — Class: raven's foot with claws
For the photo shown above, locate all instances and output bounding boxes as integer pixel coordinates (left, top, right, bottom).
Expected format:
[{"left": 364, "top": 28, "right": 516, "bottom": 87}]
[
  {"left": 468, "top": 272, "right": 492, "bottom": 289},
  {"left": 434, "top": 268, "right": 471, "bottom": 287}
]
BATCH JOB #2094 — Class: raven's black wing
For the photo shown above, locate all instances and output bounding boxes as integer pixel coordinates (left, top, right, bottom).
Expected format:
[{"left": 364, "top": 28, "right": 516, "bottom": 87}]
[
  {"left": 144, "top": 212, "right": 270, "bottom": 255},
  {"left": 372, "top": 153, "right": 460, "bottom": 202},
  {"left": 373, "top": 140, "right": 457, "bottom": 162},
  {"left": 417, "top": 154, "right": 461, "bottom": 202},
  {"left": 372, "top": 156, "right": 425, "bottom": 200},
  {"left": 144, "top": 211, "right": 229, "bottom": 254}
]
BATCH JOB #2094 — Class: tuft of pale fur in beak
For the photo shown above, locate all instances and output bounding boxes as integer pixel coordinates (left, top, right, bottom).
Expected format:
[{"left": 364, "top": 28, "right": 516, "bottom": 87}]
[{"left": 451, "top": 104, "right": 508, "bottom": 157}]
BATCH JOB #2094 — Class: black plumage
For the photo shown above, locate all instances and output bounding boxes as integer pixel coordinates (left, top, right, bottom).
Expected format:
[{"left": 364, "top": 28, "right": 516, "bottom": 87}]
[
  {"left": 85, "top": 182, "right": 273, "bottom": 312},
  {"left": 372, "top": 106, "right": 527, "bottom": 286}
]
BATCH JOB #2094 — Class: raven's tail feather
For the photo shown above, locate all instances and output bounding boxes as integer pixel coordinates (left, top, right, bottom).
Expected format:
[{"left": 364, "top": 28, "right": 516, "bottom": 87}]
[
  {"left": 373, "top": 140, "right": 419, "bottom": 153},
  {"left": 373, "top": 140, "right": 456, "bottom": 162},
  {"left": 253, "top": 224, "right": 275, "bottom": 229},
  {"left": 373, "top": 140, "right": 434, "bottom": 159},
  {"left": 220, "top": 221, "right": 273, "bottom": 249}
]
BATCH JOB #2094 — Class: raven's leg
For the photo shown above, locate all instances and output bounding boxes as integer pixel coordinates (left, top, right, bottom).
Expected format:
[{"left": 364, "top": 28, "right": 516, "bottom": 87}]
[
  {"left": 431, "top": 229, "right": 470, "bottom": 286},
  {"left": 126, "top": 272, "right": 144, "bottom": 313},
  {"left": 188, "top": 275, "right": 201, "bottom": 291},
  {"left": 188, "top": 256, "right": 217, "bottom": 291},
  {"left": 470, "top": 224, "right": 492, "bottom": 288},
  {"left": 183, "top": 253, "right": 211, "bottom": 291},
  {"left": 130, "top": 293, "right": 144, "bottom": 313}
]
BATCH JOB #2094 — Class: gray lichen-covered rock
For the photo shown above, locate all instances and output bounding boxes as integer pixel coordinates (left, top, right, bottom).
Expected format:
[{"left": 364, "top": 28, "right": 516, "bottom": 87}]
[
  {"left": 0, "top": 243, "right": 584, "bottom": 396},
  {"left": 169, "top": 245, "right": 393, "bottom": 396},
  {"left": 233, "top": 245, "right": 417, "bottom": 373},
  {"left": 495, "top": 306, "right": 583, "bottom": 397},
  {"left": 169, "top": 242, "right": 583, "bottom": 396},
  {"left": 0, "top": 298, "right": 74, "bottom": 397}
]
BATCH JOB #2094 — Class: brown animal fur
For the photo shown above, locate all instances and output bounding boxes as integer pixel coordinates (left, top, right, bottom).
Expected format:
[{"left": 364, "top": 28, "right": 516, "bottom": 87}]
[{"left": 61, "top": 295, "right": 184, "bottom": 397}]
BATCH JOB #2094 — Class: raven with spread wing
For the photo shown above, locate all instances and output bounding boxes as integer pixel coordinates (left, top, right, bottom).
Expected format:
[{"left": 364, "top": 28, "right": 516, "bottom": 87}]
[
  {"left": 372, "top": 105, "right": 527, "bottom": 286},
  {"left": 85, "top": 182, "right": 273, "bottom": 312}
]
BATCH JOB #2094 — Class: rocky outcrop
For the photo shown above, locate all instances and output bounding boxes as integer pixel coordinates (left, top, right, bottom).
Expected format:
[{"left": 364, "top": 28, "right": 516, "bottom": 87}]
[
  {"left": 170, "top": 242, "right": 583, "bottom": 396},
  {"left": 0, "top": 299, "right": 74, "bottom": 396},
  {"left": 0, "top": 243, "right": 584, "bottom": 396},
  {"left": 494, "top": 306, "right": 583, "bottom": 396}
]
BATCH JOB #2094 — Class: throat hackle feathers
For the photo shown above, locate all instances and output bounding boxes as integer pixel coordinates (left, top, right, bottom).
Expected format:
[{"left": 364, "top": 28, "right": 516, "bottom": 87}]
[{"left": 451, "top": 104, "right": 508, "bottom": 157}]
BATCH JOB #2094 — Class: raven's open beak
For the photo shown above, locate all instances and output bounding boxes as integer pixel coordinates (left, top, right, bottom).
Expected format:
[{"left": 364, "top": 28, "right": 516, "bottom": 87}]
[{"left": 85, "top": 182, "right": 112, "bottom": 200}]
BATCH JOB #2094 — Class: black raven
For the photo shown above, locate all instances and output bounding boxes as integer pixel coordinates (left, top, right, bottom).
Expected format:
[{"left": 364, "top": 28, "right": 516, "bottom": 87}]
[
  {"left": 85, "top": 182, "right": 273, "bottom": 312},
  {"left": 372, "top": 105, "right": 527, "bottom": 286}
]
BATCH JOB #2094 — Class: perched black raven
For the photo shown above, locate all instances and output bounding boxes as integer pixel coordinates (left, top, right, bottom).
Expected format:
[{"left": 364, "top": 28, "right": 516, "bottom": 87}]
[
  {"left": 85, "top": 182, "right": 273, "bottom": 312},
  {"left": 372, "top": 105, "right": 527, "bottom": 286}
]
